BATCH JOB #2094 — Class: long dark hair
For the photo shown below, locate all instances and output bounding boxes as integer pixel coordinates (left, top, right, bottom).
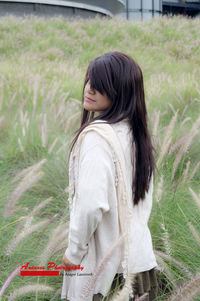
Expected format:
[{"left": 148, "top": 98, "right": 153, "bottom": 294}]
[{"left": 68, "top": 51, "right": 158, "bottom": 205}]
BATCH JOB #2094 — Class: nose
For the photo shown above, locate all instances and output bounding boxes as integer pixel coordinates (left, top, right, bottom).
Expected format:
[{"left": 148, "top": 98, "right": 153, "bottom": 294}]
[{"left": 87, "top": 83, "right": 95, "bottom": 94}]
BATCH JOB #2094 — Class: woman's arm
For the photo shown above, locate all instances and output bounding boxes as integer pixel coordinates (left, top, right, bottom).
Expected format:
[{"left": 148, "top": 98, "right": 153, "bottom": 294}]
[
  {"left": 62, "top": 253, "right": 77, "bottom": 268},
  {"left": 64, "top": 132, "right": 115, "bottom": 266}
]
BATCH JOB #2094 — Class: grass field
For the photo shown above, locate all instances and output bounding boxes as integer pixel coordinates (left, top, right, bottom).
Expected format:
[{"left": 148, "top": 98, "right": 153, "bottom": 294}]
[{"left": 0, "top": 13, "right": 200, "bottom": 300}]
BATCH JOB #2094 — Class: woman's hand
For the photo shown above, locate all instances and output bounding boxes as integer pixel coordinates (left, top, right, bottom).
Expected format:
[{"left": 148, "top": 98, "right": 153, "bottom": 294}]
[{"left": 62, "top": 254, "right": 77, "bottom": 268}]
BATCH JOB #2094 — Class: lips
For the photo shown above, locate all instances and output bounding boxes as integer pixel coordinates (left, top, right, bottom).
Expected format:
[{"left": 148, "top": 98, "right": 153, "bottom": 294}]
[{"left": 85, "top": 96, "right": 95, "bottom": 102}]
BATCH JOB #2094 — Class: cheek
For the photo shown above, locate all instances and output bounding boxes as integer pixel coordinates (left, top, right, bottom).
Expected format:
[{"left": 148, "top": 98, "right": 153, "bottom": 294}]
[
  {"left": 100, "top": 100, "right": 111, "bottom": 110},
  {"left": 105, "top": 97, "right": 112, "bottom": 108}
]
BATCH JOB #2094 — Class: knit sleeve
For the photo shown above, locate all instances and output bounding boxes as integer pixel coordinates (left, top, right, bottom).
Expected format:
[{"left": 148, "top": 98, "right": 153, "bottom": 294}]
[{"left": 65, "top": 131, "right": 115, "bottom": 265}]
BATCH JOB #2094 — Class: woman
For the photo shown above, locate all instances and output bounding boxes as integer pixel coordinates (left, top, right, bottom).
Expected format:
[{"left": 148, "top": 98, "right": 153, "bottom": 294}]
[{"left": 61, "top": 51, "right": 159, "bottom": 301}]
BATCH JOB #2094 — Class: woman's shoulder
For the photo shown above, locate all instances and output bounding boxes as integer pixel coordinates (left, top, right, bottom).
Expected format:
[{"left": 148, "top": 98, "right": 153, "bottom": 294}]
[
  {"left": 80, "top": 130, "right": 112, "bottom": 157},
  {"left": 79, "top": 118, "right": 131, "bottom": 156},
  {"left": 110, "top": 120, "right": 131, "bottom": 135}
]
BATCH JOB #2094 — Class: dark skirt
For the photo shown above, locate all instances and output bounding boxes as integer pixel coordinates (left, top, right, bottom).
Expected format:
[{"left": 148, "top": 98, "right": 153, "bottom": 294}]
[{"left": 93, "top": 267, "right": 159, "bottom": 301}]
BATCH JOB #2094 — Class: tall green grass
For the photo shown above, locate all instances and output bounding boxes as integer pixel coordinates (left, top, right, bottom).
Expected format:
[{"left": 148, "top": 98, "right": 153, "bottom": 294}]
[{"left": 0, "top": 13, "right": 200, "bottom": 300}]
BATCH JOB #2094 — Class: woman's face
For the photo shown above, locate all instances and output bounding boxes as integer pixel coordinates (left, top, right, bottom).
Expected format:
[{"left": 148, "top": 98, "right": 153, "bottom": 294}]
[{"left": 83, "top": 80, "right": 112, "bottom": 113}]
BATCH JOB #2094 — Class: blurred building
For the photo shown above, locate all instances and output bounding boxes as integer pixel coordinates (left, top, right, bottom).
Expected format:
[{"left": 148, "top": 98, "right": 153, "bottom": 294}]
[
  {"left": 117, "top": 0, "right": 200, "bottom": 20},
  {"left": 162, "top": 0, "right": 200, "bottom": 18},
  {"left": 0, "top": 0, "right": 125, "bottom": 18},
  {"left": 117, "top": 0, "right": 162, "bottom": 21},
  {"left": 0, "top": 0, "right": 199, "bottom": 18}
]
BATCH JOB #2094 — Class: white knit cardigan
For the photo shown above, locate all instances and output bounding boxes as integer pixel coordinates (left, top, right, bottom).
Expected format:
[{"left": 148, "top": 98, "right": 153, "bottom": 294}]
[{"left": 67, "top": 119, "right": 134, "bottom": 283}]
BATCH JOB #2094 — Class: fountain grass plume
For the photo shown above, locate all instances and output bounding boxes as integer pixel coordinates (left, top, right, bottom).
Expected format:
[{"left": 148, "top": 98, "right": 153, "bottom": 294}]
[
  {"left": 160, "top": 223, "right": 172, "bottom": 256},
  {"left": 169, "top": 132, "right": 191, "bottom": 155},
  {"left": 134, "top": 293, "right": 149, "bottom": 300},
  {"left": 49, "top": 288, "right": 62, "bottom": 301},
  {"left": 7, "top": 284, "right": 53, "bottom": 301},
  {"left": 48, "top": 137, "right": 58, "bottom": 154},
  {"left": 187, "top": 222, "right": 200, "bottom": 248},
  {"left": 37, "top": 213, "right": 59, "bottom": 239},
  {"left": 189, "top": 187, "right": 200, "bottom": 209},
  {"left": 155, "top": 250, "right": 192, "bottom": 277},
  {"left": 154, "top": 252, "right": 176, "bottom": 287},
  {"left": 27, "top": 197, "right": 53, "bottom": 217},
  {"left": 152, "top": 110, "right": 160, "bottom": 140},
  {"left": 4, "top": 170, "right": 44, "bottom": 218},
  {"left": 167, "top": 272, "right": 200, "bottom": 301},
  {"left": 157, "top": 111, "right": 178, "bottom": 167},
  {"left": 5, "top": 218, "right": 50, "bottom": 256},
  {"left": 41, "top": 112, "right": 47, "bottom": 147},
  {"left": 39, "top": 222, "right": 69, "bottom": 266},
  {"left": 171, "top": 128, "right": 199, "bottom": 180},
  {"left": 189, "top": 161, "right": 200, "bottom": 181},
  {"left": 31, "top": 75, "right": 40, "bottom": 118},
  {"left": 171, "top": 116, "right": 200, "bottom": 180},
  {"left": 17, "top": 137, "right": 24, "bottom": 152},
  {"left": 155, "top": 174, "right": 164, "bottom": 203},
  {"left": 6, "top": 197, "right": 54, "bottom": 235},
  {"left": 182, "top": 160, "right": 191, "bottom": 182},
  {"left": 11, "top": 158, "right": 47, "bottom": 184},
  {"left": 0, "top": 265, "right": 21, "bottom": 298},
  {"left": 80, "top": 233, "right": 127, "bottom": 299},
  {"left": 109, "top": 269, "right": 136, "bottom": 301},
  {"left": 180, "top": 117, "right": 191, "bottom": 128}
]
